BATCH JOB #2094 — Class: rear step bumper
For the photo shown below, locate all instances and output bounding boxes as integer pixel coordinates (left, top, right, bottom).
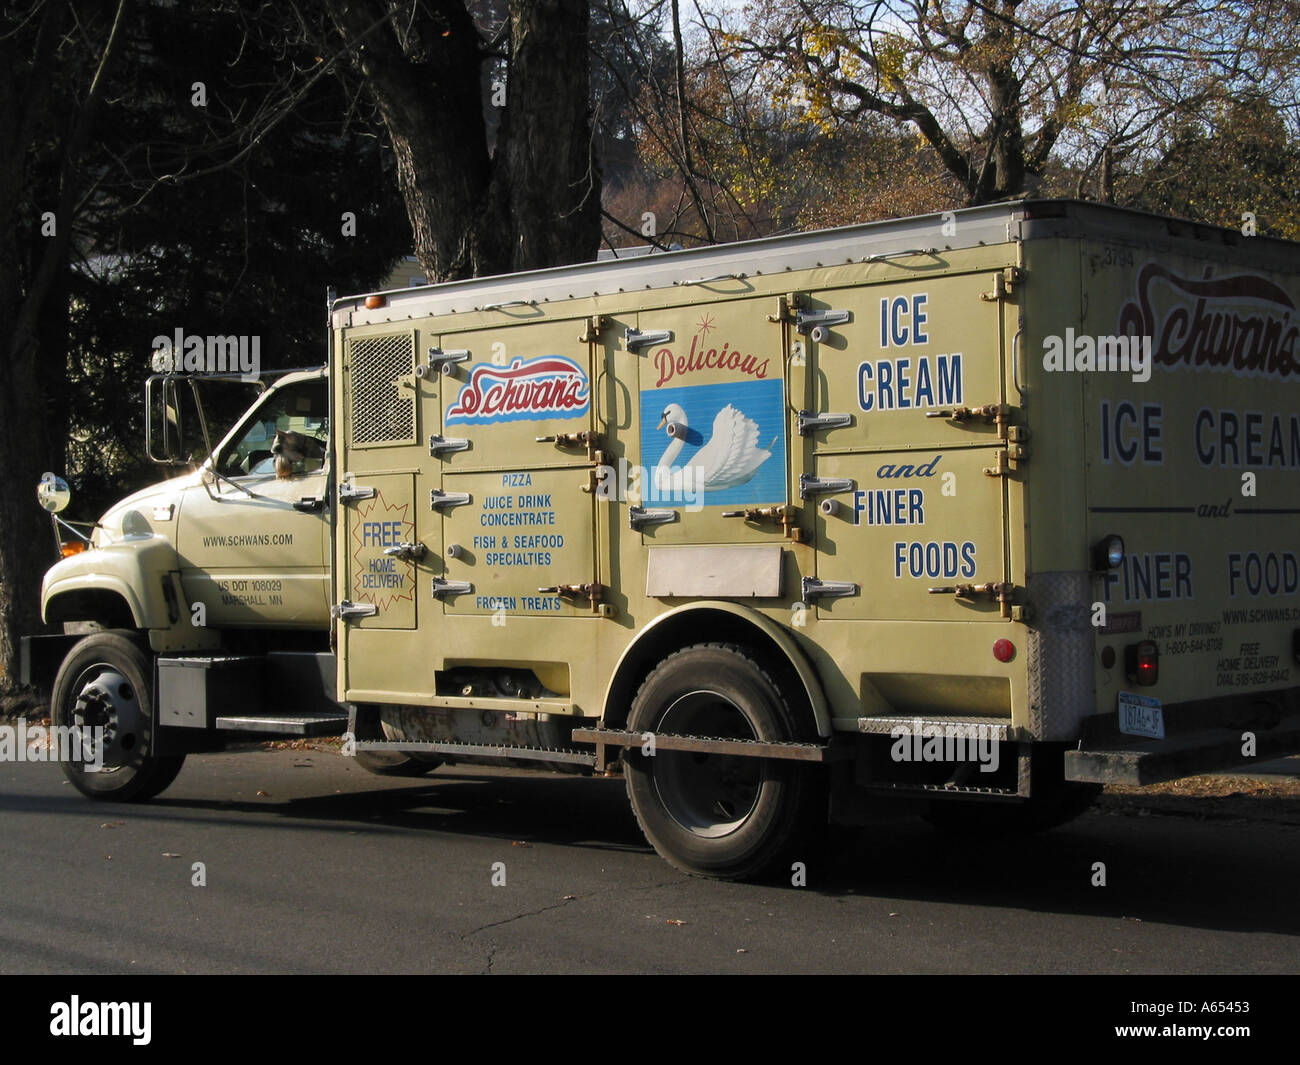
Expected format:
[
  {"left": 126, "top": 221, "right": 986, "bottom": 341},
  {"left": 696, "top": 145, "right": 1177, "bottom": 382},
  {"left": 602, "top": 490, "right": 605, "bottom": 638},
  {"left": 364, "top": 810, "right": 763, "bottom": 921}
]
[{"left": 1065, "top": 713, "right": 1300, "bottom": 786}]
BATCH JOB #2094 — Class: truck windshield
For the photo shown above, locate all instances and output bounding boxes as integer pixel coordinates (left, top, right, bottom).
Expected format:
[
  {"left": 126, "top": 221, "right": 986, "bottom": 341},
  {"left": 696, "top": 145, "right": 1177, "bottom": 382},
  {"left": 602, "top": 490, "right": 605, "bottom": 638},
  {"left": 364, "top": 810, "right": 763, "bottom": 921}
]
[{"left": 217, "top": 379, "right": 329, "bottom": 478}]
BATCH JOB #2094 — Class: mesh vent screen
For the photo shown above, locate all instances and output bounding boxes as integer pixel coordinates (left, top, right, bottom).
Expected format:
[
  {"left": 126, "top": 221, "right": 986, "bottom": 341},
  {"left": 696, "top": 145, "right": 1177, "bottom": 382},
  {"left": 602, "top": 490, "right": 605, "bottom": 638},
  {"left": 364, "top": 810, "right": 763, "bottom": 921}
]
[{"left": 348, "top": 332, "right": 416, "bottom": 445}]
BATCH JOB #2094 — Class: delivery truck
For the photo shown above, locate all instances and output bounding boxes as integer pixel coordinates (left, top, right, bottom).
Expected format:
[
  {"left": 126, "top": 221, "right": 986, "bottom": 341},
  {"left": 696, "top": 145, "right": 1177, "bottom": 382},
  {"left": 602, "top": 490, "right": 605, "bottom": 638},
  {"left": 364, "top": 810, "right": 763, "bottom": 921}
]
[{"left": 23, "top": 199, "right": 1300, "bottom": 878}]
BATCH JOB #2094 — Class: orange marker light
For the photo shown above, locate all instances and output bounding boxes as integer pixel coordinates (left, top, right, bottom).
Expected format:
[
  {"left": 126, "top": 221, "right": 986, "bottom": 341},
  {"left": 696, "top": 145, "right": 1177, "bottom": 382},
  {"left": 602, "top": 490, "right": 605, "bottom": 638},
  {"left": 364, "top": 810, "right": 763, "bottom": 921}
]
[{"left": 364, "top": 295, "right": 386, "bottom": 310}]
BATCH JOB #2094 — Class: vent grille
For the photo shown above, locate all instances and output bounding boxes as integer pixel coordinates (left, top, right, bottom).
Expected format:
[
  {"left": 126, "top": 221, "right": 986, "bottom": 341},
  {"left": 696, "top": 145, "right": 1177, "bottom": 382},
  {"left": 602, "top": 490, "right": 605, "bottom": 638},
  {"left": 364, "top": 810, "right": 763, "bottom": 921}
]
[{"left": 348, "top": 332, "right": 416, "bottom": 446}]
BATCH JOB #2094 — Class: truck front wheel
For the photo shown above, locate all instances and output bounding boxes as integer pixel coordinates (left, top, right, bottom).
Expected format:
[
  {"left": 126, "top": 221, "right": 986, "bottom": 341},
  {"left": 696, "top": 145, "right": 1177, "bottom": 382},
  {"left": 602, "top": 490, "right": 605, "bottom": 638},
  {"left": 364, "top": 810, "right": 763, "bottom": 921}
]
[
  {"left": 50, "top": 632, "right": 185, "bottom": 801},
  {"left": 623, "top": 643, "right": 823, "bottom": 880},
  {"left": 352, "top": 716, "right": 442, "bottom": 776},
  {"left": 354, "top": 750, "right": 442, "bottom": 777}
]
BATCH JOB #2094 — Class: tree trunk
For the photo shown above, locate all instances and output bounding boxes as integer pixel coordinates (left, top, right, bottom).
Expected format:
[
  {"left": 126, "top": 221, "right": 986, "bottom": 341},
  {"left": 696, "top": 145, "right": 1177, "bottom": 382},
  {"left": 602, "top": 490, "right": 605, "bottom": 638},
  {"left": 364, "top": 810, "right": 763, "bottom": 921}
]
[
  {"left": 0, "top": 219, "right": 65, "bottom": 692},
  {"left": 503, "top": 0, "right": 601, "bottom": 271},
  {"left": 325, "top": 0, "right": 600, "bottom": 282},
  {"left": 324, "top": 0, "right": 507, "bottom": 280},
  {"left": 0, "top": 345, "right": 62, "bottom": 695},
  {"left": 0, "top": 8, "right": 65, "bottom": 696},
  {"left": 974, "top": 6, "right": 1026, "bottom": 204},
  {"left": 0, "top": 1, "right": 105, "bottom": 694}
]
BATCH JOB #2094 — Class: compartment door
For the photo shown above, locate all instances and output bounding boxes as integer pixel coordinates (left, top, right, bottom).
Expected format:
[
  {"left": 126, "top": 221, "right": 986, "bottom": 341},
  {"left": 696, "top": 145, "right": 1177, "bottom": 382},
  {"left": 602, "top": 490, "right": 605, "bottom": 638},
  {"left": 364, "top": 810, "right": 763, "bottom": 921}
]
[
  {"left": 335, "top": 328, "right": 424, "bottom": 699},
  {"left": 430, "top": 315, "right": 603, "bottom": 619},
  {"left": 804, "top": 269, "right": 1012, "bottom": 619}
]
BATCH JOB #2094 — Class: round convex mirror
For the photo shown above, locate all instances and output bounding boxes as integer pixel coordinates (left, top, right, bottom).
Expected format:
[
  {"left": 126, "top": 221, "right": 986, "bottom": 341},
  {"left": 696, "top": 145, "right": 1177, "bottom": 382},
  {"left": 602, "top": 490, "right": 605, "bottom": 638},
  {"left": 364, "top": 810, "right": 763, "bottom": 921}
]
[{"left": 37, "top": 472, "right": 71, "bottom": 513}]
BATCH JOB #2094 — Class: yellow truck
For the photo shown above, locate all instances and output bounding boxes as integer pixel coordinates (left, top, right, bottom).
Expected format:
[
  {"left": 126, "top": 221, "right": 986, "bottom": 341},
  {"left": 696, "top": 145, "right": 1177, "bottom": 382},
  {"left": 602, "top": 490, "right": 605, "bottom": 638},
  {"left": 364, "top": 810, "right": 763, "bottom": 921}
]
[{"left": 24, "top": 199, "right": 1300, "bottom": 878}]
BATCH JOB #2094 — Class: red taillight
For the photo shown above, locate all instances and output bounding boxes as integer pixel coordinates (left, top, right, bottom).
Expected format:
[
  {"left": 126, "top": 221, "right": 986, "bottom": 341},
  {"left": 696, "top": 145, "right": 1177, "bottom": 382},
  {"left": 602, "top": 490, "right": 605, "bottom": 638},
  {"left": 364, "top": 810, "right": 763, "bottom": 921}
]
[
  {"left": 992, "top": 638, "right": 1015, "bottom": 663},
  {"left": 60, "top": 541, "right": 87, "bottom": 558},
  {"left": 1126, "top": 640, "right": 1159, "bottom": 685}
]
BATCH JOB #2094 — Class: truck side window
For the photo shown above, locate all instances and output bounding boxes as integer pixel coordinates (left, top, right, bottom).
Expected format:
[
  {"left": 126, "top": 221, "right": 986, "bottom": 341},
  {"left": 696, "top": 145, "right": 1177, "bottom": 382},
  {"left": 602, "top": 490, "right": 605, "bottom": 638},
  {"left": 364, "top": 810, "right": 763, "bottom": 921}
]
[{"left": 218, "top": 379, "right": 329, "bottom": 478}]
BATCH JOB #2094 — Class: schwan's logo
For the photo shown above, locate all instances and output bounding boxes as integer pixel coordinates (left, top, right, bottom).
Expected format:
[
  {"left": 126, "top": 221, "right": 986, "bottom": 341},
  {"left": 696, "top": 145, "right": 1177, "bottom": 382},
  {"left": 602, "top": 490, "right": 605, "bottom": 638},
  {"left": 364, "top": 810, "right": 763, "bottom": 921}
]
[{"left": 446, "top": 356, "right": 590, "bottom": 424}]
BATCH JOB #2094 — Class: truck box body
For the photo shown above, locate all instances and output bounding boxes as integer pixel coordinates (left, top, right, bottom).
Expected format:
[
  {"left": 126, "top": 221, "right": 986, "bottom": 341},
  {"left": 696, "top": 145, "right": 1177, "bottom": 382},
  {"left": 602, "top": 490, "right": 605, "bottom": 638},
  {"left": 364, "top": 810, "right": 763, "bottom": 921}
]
[
  {"left": 330, "top": 200, "right": 1300, "bottom": 785},
  {"left": 31, "top": 199, "right": 1300, "bottom": 877}
]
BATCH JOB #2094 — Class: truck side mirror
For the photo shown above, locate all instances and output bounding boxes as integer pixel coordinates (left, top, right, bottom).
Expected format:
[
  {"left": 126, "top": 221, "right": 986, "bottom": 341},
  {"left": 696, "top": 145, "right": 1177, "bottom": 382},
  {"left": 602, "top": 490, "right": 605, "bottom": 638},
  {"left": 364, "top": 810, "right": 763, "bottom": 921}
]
[
  {"left": 145, "top": 375, "right": 187, "bottom": 465},
  {"left": 37, "top": 472, "right": 71, "bottom": 513}
]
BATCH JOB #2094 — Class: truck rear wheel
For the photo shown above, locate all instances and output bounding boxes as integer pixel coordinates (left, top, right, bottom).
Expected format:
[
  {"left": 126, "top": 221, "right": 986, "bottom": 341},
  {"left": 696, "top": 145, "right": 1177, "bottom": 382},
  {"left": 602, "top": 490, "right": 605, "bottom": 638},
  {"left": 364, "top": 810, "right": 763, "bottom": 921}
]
[
  {"left": 623, "top": 643, "right": 822, "bottom": 880},
  {"left": 50, "top": 632, "right": 185, "bottom": 802}
]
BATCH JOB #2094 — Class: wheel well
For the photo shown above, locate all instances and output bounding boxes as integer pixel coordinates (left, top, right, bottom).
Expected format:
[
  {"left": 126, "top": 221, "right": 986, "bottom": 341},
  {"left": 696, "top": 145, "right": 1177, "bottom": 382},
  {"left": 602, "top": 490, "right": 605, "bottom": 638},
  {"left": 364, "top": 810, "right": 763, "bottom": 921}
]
[
  {"left": 46, "top": 589, "right": 137, "bottom": 630},
  {"left": 603, "top": 609, "right": 820, "bottom": 737}
]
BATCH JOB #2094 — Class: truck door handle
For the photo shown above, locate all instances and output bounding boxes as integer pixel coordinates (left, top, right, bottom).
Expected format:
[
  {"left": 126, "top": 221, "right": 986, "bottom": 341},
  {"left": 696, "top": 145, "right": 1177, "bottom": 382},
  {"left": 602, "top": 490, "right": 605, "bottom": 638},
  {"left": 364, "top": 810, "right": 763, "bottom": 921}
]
[
  {"left": 383, "top": 542, "right": 427, "bottom": 562},
  {"left": 294, "top": 496, "right": 326, "bottom": 512}
]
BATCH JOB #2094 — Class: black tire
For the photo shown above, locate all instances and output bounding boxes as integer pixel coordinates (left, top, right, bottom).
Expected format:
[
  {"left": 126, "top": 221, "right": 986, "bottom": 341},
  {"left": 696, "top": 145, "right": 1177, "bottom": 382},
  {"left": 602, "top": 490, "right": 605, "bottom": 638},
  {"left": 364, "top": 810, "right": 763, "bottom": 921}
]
[
  {"left": 352, "top": 715, "right": 442, "bottom": 776},
  {"left": 623, "top": 643, "right": 824, "bottom": 880},
  {"left": 354, "top": 749, "right": 442, "bottom": 777},
  {"left": 50, "top": 631, "right": 185, "bottom": 802}
]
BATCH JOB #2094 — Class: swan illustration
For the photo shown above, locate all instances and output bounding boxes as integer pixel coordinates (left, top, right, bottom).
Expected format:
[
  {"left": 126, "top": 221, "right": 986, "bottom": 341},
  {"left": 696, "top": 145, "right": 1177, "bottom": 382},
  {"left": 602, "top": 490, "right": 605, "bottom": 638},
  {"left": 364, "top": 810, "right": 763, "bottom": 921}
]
[{"left": 653, "top": 401, "right": 774, "bottom": 492}]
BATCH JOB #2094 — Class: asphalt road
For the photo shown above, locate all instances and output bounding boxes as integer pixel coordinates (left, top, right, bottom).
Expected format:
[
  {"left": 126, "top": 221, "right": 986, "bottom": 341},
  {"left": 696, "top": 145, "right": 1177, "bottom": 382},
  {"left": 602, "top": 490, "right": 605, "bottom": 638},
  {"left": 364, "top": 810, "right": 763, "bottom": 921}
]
[{"left": 1, "top": 748, "right": 1298, "bottom": 974}]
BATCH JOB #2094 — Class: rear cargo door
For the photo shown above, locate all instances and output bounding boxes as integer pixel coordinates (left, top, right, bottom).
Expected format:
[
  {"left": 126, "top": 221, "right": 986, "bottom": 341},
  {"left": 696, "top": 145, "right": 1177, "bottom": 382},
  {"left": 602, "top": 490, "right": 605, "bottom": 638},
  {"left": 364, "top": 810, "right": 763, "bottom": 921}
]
[{"left": 1080, "top": 239, "right": 1300, "bottom": 713}]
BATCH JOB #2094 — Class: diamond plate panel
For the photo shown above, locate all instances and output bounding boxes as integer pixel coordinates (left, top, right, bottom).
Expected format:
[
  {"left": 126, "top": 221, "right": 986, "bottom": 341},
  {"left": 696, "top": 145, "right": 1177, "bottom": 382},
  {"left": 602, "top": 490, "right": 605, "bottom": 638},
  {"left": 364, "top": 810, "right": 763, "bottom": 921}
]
[{"left": 1026, "top": 571, "right": 1096, "bottom": 741}]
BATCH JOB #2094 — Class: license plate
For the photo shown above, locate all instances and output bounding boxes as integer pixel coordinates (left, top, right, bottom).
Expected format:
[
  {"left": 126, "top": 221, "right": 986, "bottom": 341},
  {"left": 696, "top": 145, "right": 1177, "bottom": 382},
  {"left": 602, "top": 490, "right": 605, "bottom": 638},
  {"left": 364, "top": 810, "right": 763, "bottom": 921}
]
[{"left": 1118, "top": 691, "right": 1165, "bottom": 739}]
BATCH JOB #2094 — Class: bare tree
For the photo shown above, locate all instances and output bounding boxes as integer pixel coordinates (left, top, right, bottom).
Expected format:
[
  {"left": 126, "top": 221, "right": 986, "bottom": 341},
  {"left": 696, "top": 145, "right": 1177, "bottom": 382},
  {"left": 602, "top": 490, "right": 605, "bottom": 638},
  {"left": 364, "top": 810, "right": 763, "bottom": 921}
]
[
  {"left": 713, "top": 0, "right": 1300, "bottom": 205},
  {"left": 594, "top": 0, "right": 815, "bottom": 246}
]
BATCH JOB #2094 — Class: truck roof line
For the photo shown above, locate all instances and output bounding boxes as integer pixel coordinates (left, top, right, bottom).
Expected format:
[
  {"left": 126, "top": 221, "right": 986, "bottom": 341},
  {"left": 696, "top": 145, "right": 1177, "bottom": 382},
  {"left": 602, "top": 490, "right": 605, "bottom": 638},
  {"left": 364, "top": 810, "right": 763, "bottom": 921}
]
[{"left": 335, "top": 198, "right": 1300, "bottom": 329}]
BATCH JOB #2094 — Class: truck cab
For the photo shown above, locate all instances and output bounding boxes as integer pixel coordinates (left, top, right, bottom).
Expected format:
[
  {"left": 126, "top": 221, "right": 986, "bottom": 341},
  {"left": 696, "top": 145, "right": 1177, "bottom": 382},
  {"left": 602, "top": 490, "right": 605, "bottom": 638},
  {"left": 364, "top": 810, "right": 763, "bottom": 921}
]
[
  {"left": 25, "top": 368, "right": 348, "bottom": 803},
  {"left": 42, "top": 369, "right": 331, "bottom": 641},
  {"left": 171, "top": 371, "right": 331, "bottom": 630}
]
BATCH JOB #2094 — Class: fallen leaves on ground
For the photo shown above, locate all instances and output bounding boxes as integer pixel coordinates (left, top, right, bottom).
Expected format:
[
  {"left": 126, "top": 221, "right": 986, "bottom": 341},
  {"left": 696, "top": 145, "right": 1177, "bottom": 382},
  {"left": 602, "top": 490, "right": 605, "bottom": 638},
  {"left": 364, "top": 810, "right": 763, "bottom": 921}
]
[
  {"left": 264, "top": 738, "right": 335, "bottom": 751},
  {"left": 1099, "top": 772, "right": 1300, "bottom": 826}
]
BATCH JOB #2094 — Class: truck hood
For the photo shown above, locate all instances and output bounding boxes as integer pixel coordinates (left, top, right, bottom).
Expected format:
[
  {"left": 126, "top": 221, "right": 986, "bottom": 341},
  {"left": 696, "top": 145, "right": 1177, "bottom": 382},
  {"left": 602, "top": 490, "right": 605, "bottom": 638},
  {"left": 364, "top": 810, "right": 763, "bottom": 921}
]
[{"left": 93, "top": 472, "right": 198, "bottom": 547}]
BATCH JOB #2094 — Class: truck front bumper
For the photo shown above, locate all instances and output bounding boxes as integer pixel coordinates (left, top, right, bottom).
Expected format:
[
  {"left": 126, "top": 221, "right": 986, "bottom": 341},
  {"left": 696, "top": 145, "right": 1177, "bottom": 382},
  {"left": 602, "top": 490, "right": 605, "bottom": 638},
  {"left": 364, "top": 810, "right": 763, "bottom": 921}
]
[{"left": 18, "top": 634, "right": 82, "bottom": 691}]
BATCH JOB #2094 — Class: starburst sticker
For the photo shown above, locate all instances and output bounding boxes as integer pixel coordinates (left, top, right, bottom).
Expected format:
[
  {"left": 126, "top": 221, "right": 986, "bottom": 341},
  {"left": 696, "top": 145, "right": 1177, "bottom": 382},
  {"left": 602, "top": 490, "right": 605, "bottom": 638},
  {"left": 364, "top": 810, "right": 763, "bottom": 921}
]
[
  {"left": 350, "top": 492, "right": 416, "bottom": 611},
  {"left": 696, "top": 313, "right": 716, "bottom": 336}
]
